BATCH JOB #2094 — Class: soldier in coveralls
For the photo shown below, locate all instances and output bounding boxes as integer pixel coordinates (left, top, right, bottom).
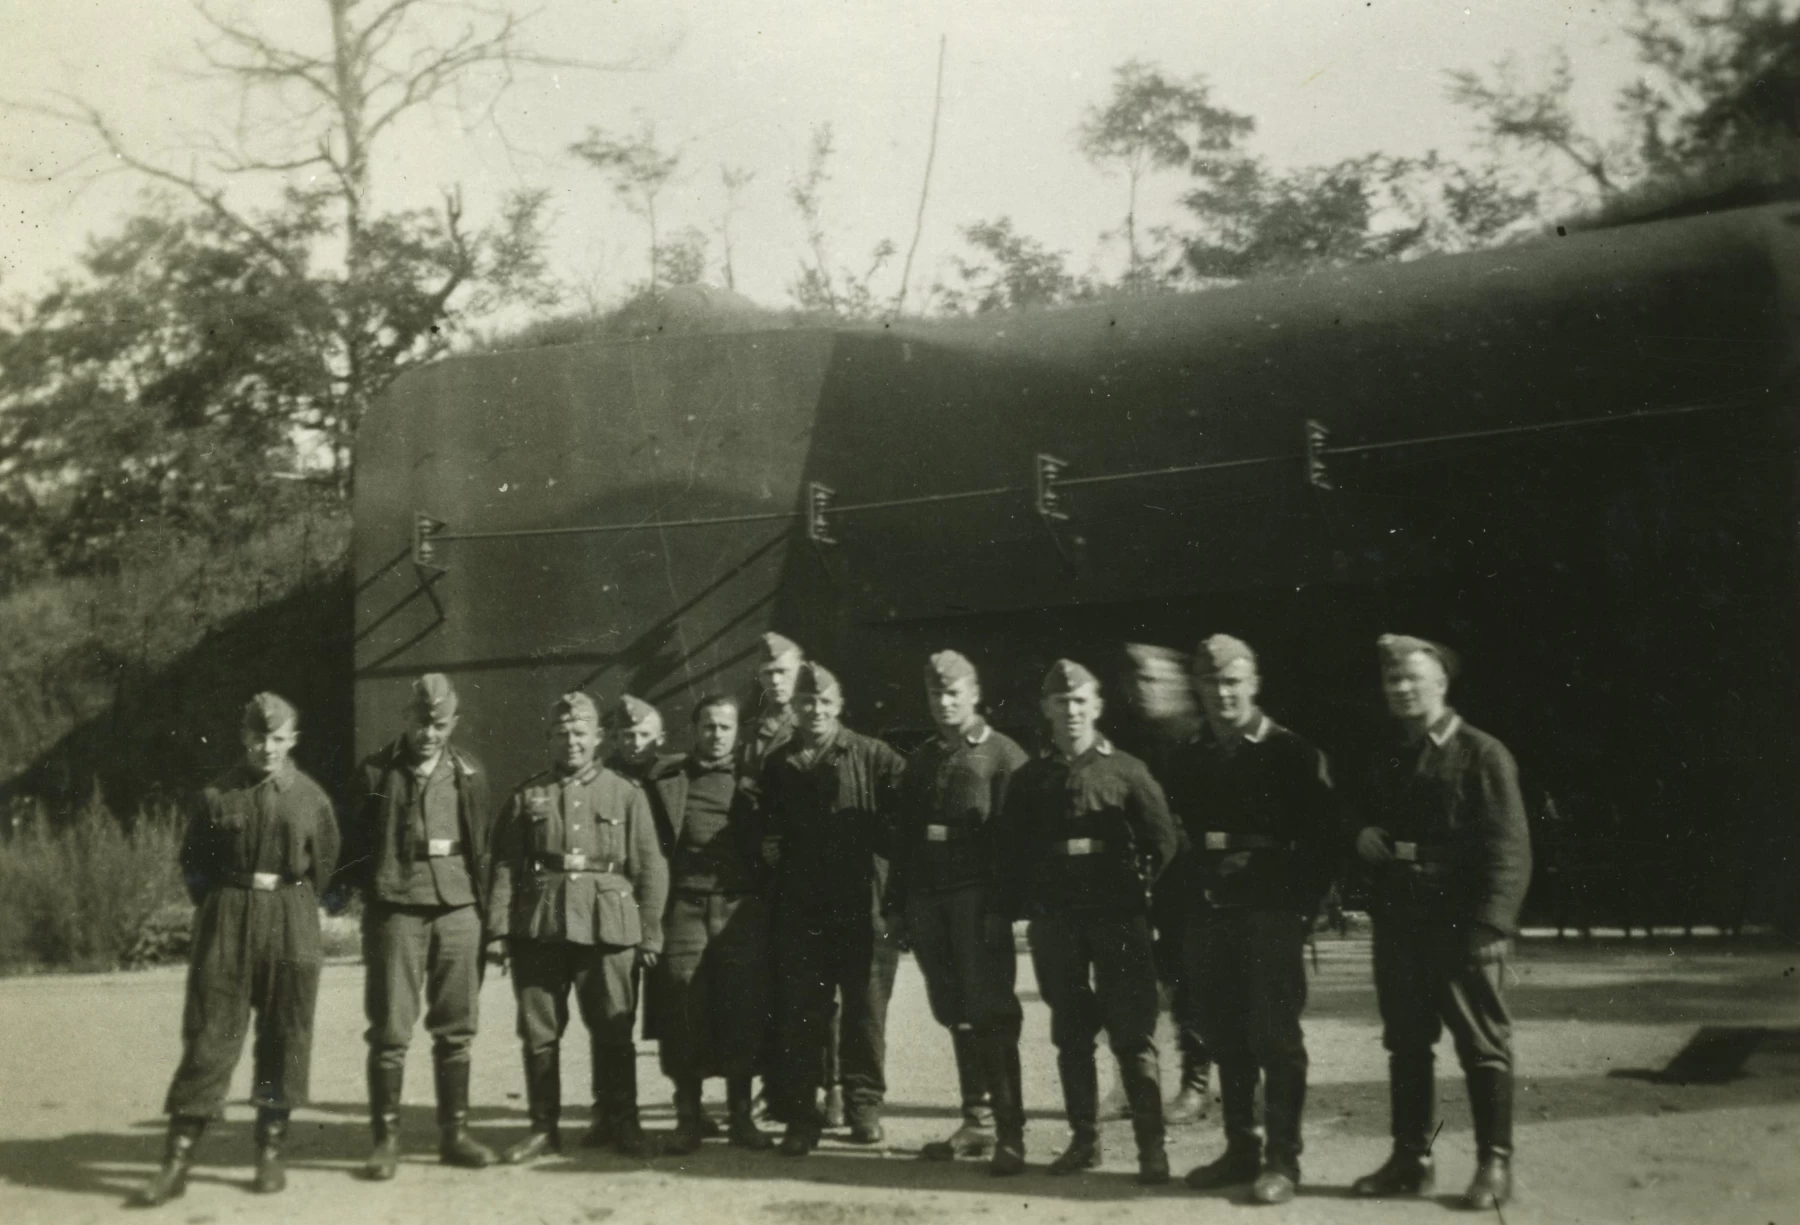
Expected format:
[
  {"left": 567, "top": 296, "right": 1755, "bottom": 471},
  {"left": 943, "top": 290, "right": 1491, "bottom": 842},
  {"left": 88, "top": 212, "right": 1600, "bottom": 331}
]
[
  {"left": 342, "top": 673, "right": 497, "bottom": 1179},
  {"left": 135, "top": 693, "right": 340, "bottom": 1207},
  {"left": 647, "top": 694, "right": 776, "bottom": 1153},
  {"left": 886, "top": 650, "right": 1030, "bottom": 1174},
  {"left": 486, "top": 692, "right": 669, "bottom": 1163},
  {"left": 1164, "top": 636, "right": 1333, "bottom": 1205},
  {"left": 763, "top": 661, "right": 907, "bottom": 1155},
  {"left": 994, "top": 660, "right": 1179, "bottom": 1183},
  {"left": 1350, "top": 636, "right": 1531, "bottom": 1211}
]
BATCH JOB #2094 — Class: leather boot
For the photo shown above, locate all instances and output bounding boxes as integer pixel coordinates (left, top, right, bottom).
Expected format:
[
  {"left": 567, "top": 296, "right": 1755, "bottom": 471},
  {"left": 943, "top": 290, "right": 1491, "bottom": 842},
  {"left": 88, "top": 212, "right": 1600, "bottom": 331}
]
[
  {"left": 133, "top": 1115, "right": 206, "bottom": 1207},
  {"left": 726, "top": 1076, "right": 773, "bottom": 1151},
  {"left": 580, "top": 1035, "right": 614, "bottom": 1148},
  {"left": 1353, "top": 1051, "right": 1435, "bottom": 1195},
  {"left": 364, "top": 1059, "right": 403, "bottom": 1181},
  {"left": 1185, "top": 1139, "right": 1262, "bottom": 1191},
  {"left": 605, "top": 1045, "right": 656, "bottom": 1159},
  {"left": 982, "top": 1028, "right": 1027, "bottom": 1177},
  {"left": 1122, "top": 1053, "right": 1169, "bottom": 1185},
  {"left": 822, "top": 1084, "right": 846, "bottom": 1129},
  {"left": 1186, "top": 1057, "right": 1262, "bottom": 1189},
  {"left": 922, "top": 1028, "right": 995, "bottom": 1160},
  {"left": 1258, "top": 1059, "right": 1306, "bottom": 1201},
  {"left": 1463, "top": 1067, "right": 1514, "bottom": 1209},
  {"left": 435, "top": 1060, "right": 496, "bottom": 1169},
  {"left": 503, "top": 1049, "right": 562, "bottom": 1164},
  {"left": 1047, "top": 1049, "right": 1101, "bottom": 1175},
  {"left": 252, "top": 1109, "right": 289, "bottom": 1195},
  {"left": 666, "top": 1077, "right": 705, "bottom": 1156},
  {"left": 1352, "top": 1148, "right": 1435, "bottom": 1197}
]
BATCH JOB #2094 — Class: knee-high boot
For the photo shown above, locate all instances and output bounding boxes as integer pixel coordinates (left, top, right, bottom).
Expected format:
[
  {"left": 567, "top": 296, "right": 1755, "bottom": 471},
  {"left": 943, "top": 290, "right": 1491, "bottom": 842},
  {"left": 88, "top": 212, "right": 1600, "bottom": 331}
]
[
  {"left": 133, "top": 1116, "right": 207, "bottom": 1207},
  {"left": 503, "top": 1048, "right": 561, "bottom": 1164}
]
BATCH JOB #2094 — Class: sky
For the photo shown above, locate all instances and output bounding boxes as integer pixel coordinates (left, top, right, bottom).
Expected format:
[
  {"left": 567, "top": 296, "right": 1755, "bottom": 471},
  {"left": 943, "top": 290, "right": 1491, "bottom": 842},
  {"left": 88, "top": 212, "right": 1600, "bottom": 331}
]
[{"left": 0, "top": 1, "right": 1643, "bottom": 314}]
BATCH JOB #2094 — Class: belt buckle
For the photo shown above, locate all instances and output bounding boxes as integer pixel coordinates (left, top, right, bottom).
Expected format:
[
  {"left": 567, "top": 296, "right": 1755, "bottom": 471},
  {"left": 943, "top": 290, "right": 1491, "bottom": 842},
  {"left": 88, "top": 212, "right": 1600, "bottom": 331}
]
[
  {"left": 427, "top": 838, "right": 455, "bottom": 857},
  {"left": 564, "top": 850, "right": 588, "bottom": 871},
  {"left": 251, "top": 872, "right": 280, "bottom": 892},
  {"left": 1066, "top": 837, "right": 1092, "bottom": 855},
  {"left": 1204, "top": 831, "right": 1229, "bottom": 851},
  {"left": 925, "top": 825, "right": 949, "bottom": 843},
  {"left": 1394, "top": 841, "right": 1418, "bottom": 863}
]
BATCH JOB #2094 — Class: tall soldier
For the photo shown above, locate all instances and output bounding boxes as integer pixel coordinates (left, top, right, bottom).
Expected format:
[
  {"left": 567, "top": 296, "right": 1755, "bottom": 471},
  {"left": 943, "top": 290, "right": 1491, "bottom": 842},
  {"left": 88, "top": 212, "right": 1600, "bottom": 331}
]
[
  {"left": 887, "top": 651, "right": 1030, "bottom": 1174},
  {"left": 763, "top": 661, "right": 907, "bottom": 1156},
  {"left": 343, "top": 673, "right": 498, "bottom": 1179},
  {"left": 135, "top": 693, "right": 340, "bottom": 1206},
  {"left": 1350, "top": 636, "right": 1531, "bottom": 1210},
  {"left": 740, "top": 632, "right": 804, "bottom": 778},
  {"left": 1165, "top": 636, "right": 1333, "bottom": 1205},
  {"left": 648, "top": 695, "right": 776, "bottom": 1153},
  {"left": 993, "top": 660, "right": 1179, "bottom": 1184},
  {"left": 486, "top": 692, "right": 670, "bottom": 1163}
]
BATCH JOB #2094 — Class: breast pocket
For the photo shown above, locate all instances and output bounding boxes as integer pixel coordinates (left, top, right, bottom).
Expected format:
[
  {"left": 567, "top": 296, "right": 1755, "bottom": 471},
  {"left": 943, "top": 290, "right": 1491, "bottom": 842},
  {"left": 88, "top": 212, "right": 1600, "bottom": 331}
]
[{"left": 594, "top": 885, "right": 643, "bottom": 947}]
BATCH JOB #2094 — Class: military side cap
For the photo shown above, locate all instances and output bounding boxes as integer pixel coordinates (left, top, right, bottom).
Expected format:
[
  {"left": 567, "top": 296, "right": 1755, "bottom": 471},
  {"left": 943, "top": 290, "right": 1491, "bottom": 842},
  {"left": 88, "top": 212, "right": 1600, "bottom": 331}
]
[
  {"left": 795, "top": 660, "right": 841, "bottom": 698},
  {"left": 1377, "top": 634, "right": 1459, "bottom": 679},
  {"left": 1041, "top": 659, "right": 1099, "bottom": 697},
  {"left": 760, "top": 631, "right": 803, "bottom": 662},
  {"left": 924, "top": 650, "right": 978, "bottom": 687},
  {"left": 606, "top": 693, "right": 663, "bottom": 730},
  {"left": 552, "top": 691, "right": 600, "bottom": 727},
  {"left": 243, "top": 691, "right": 298, "bottom": 734},
  {"left": 408, "top": 673, "right": 458, "bottom": 720},
  {"left": 1195, "top": 634, "right": 1257, "bottom": 675}
]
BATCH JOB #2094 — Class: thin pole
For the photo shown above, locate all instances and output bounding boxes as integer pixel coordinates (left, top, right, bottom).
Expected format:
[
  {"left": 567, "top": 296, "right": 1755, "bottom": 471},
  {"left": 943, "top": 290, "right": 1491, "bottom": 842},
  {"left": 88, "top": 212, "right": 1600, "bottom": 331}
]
[{"left": 892, "top": 34, "right": 947, "bottom": 319}]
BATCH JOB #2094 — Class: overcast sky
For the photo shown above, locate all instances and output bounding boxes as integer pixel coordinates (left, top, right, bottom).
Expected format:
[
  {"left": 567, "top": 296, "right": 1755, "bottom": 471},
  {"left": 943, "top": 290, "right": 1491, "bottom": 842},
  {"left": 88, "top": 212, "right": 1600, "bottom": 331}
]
[{"left": 1, "top": 1, "right": 1640, "bottom": 312}]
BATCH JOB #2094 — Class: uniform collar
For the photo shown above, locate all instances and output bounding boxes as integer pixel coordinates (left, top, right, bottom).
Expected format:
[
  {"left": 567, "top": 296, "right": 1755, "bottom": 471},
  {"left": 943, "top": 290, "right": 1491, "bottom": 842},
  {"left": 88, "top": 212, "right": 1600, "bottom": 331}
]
[
  {"left": 554, "top": 761, "right": 601, "bottom": 787},
  {"left": 1045, "top": 734, "right": 1112, "bottom": 763},
  {"left": 247, "top": 761, "right": 296, "bottom": 792},
  {"left": 1198, "top": 714, "right": 1271, "bottom": 747},
  {"left": 941, "top": 719, "right": 991, "bottom": 749},
  {"left": 687, "top": 754, "right": 735, "bottom": 776},
  {"left": 1426, "top": 710, "right": 1463, "bottom": 747}
]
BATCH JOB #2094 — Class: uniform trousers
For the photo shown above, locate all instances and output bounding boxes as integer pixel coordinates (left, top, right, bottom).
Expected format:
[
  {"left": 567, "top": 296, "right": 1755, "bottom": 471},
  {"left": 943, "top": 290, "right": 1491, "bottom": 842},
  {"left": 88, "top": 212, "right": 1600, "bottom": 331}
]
[
  {"left": 656, "top": 890, "right": 771, "bottom": 1080},
  {"left": 509, "top": 938, "right": 638, "bottom": 1054},
  {"left": 907, "top": 885, "right": 1021, "bottom": 1029},
  {"left": 775, "top": 911, "right": 899, "bottom": 1119},
  {"left": 164, "top": 884, "right": 322, "bottom": 1118},
  {"left": 363, "top": 902, "right": 482, "bottom": 1071},
  {"left": 1187, "top": 908, "right": 1309, "bottom": 1164}
]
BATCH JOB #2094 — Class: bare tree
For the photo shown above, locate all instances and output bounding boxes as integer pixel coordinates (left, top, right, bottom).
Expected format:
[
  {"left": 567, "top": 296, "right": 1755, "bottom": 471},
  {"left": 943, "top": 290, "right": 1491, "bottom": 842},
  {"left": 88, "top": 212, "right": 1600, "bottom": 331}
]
[
  {"left": 1447, "top": 51, "right": 1623, "bottom": 197},
  {"left": 570, "top": 119, "right": 684, "bottom": 293},
  {"left": 785, "top": 124, "right": 896, "bottom": 318}
]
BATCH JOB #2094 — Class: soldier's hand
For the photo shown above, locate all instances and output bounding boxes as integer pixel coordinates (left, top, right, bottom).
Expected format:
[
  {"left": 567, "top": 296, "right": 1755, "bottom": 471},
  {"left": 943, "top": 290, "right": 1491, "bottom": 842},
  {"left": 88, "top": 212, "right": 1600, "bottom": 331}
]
[
  {"left": 483, "top": 940, "right": 510, "bottom": 973},
  {"left": 637, "top": 946, "right": 660, "bottom": 971},
  {"left": 761, "top": 837, "right": 782, "bottom": 866},
  {"left": 1355, "top": 826, "right": 1393, "bottom": 864},
  {"left": 1467, "top": 924, "right": 1508, "bottom": 965}
]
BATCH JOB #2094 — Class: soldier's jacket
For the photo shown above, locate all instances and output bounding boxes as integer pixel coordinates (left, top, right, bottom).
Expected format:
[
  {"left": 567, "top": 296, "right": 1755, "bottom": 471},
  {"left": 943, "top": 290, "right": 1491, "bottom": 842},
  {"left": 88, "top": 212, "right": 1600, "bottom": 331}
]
[
  {"left": 991, "top": 737, "right": 1178, "bottom": 920},
  {"left": 644, "top": 753, "right": 769, "bottom": 895},
  {"left": 338, "top": 738, "right": 493, "bottom": 914},
  {"left": 1360, "top": 708, "right": 1533, "bottom": 935},
  {"left": 737, "top": 699, "right": 796, "bottom": 785},
  {"left": 1160, "top": 715, "right": 1335, "bottom": 916},
  {"left": 887, "top": 720, "right": 1028, "bottom": 909},
  {"left": 487, "top": 763, "right": 670, "bottom": 952},
  {"left": 761, "top": 726, "right": 905, "bottom": 924},
  {"left": 180, "top": 761, "right": 339, "bottom": 902}
]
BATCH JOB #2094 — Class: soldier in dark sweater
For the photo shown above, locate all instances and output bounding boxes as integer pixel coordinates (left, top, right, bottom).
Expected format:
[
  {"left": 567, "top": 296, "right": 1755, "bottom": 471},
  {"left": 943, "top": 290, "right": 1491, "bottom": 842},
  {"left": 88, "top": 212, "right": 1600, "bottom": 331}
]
[
  {"left": 1163, "top": 636, "right": 1333, "bottom": 1205},
  {"left": 1350, "top": 635, "right": 1532, "bottom": 1211},
  {"left": 993, "top": 660, "right": 1180, "bottom": 1184}
]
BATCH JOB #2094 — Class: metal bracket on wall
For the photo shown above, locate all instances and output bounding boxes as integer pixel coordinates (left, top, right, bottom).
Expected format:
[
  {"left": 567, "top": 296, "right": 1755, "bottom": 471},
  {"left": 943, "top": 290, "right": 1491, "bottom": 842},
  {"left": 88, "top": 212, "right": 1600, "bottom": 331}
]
[{"left": 1033, "top": 453, "right": 1080, "bottom": 574}]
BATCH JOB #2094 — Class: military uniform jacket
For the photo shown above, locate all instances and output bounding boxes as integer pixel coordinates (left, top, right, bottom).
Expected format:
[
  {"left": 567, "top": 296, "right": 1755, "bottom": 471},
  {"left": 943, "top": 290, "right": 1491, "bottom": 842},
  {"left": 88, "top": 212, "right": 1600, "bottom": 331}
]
[
  {"left": 487, "top": 763, "right": 670, "bottom": 952},
  {"left": 180, "top": 762, "right": 340, "bottom": 902},
  {"left": 646, "top": 753, "right": 769, "bottom": 894},
  {"left": 888, "top": 721, "right": 1028, "bottom": 908},
  {"left": 340, "top": 738, "right": 493, "bottom": 915},
  {"left": 737, "top": 699, "right": 796, "bottom": 783},
  {"left": 1362, "top": 709, "right": 1533, "bottom": 936},
  {"left": 992, "top": 737, "right": 1178, "bottom": 921},
  {"left": 761, "top": 727, "right": 905, "bottom": 924},
  {"left": 1161, "top": 715, "right": 1334, "bottom": 916}
]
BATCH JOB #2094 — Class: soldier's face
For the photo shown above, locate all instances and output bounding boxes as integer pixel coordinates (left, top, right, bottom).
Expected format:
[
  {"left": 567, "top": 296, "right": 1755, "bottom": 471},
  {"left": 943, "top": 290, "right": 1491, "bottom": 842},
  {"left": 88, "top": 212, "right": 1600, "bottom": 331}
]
[
  {"left": 796, "top": 687, "right": 843, "bottom": 741},
  {"left": 404, "top": 710, "right": 458, "bottom": 759},
  {"left": 927, "top": 676, "right": 980, "bottom": 736},
  {"left": 242, "top": 723, "right": 298, "bottom": 777},
  {"left": 1196, "top": 658, "right": 1260, "bottom": 729},
  {"left": 552, "top": 719, "right": 602, "bottom": 771},
  {"left": 1042, "top": 684, "right": 1102, "bottom": 754},
  {"left": 760, "top": 651, "right": 801, "bottom": 706},
  {"left": 1383, "top": 652, "right": 1449, "bottom": 721},
  {"left": 618, "top": 716, "right": 665, "bottom": 764},
  {"left": 693, "top": 703, "right": 739, "bottom": 761}
]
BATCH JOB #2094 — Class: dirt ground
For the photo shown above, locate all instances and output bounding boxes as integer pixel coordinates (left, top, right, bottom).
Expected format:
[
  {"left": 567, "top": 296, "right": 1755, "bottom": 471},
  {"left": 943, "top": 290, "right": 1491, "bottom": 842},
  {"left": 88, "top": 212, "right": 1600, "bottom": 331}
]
[{"left": 1, "top": 933, "right": 1796, "bottom": 1225}]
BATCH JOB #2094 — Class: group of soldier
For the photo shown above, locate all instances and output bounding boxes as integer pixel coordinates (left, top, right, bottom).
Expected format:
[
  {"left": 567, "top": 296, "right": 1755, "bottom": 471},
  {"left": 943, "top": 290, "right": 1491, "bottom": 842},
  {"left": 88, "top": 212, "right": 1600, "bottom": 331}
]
[{"left": 133, "top": 627, "right": 1532, "bottom": 1213}]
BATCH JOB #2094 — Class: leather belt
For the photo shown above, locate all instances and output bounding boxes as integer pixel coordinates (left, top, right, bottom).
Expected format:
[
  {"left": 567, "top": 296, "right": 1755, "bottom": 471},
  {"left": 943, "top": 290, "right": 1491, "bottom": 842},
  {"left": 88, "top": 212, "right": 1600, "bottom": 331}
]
[
  {"left": 426, "top": 838, "right": 462, "bottom": 857},
  {"left": 1049, "top": 838, "right": 1106, "bottom": 856},
  {"left": 1201, "top": 832, "right": 1292, "bottom": 852},
  {"left": 534, "top": 852, "right": 623, "bottom": 874},
  {"left": 923, "top": 824, "right": 975, "bottom": 842},
  {"left": 226, "top": 872, "right": 299, "bottom": 891}
]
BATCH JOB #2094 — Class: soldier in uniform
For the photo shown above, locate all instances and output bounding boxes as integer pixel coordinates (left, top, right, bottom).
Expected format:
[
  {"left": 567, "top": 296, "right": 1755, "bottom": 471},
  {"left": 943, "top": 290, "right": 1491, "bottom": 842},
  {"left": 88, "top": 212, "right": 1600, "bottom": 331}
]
[
  {"left": 648, "top": 694, "right": 776, "bottom": 1153},
  {"left": 993, "top": 660, "right": 1179, "bottom": 1184},
  {"left": 342, "top": 673, "right": 498, "bottom": 1179},
  {"left": 1164, "top": 636, "right": 1333, "bottom": 1205},
  {"left": 1350, "top": 635, "right": 1531, "bottom": 1210},
  {"left": 886, "top": 651, "right": 1030, "bottom": 1174},
  {"left": 740, "top": 632, "right": 803, "bottom": 778},
  {"left": 763, "top": 661, "right": 907, "bottom": 1155},
  {"left": 486, "top": 692, "right": 670, "bottom": 1163},
  {"left": 135, "top": 693, "right": 340, "bottom": 1206}
]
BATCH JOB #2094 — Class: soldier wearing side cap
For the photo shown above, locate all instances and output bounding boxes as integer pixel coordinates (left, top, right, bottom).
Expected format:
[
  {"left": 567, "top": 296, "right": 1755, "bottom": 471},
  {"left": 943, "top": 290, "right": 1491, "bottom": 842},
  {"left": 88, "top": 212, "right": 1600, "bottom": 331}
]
[
  {"left": 886, "top": 651, "right": 1030, "bottom": 1174},
  {"left": 1163, "top": 636, "right": 1334, "bottom": 1205},
  {"left": 340, "top": 673, "right": 497, "bottom": 1180},
  {"left": 1350, "top": 636, "right": 1531, "bottom": 1211},
  {"left": 761, "top": 661, "right": 907, "bottom": 1156},
  {"left": 486, "top": 692, "right": 670, "bottom": 1163},
  {"left": 740, "top": 632, "right": 805, "bottom": 780},
  {"left": 990, "top": 660, "right": 1180, "bottom": 1184},
  {"left": 135, "top": 694, "right": 340, "bottom": 1207}
]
